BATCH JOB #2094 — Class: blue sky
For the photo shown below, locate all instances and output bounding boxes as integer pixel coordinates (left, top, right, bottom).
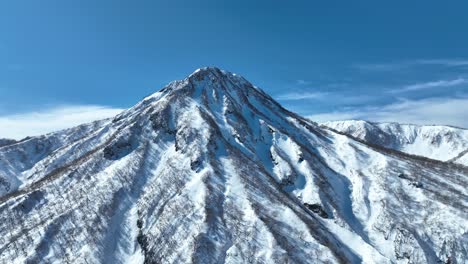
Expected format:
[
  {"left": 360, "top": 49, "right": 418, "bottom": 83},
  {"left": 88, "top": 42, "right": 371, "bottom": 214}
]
[{"left": 1, "top": 0, "right": 468, "bottom": 138}]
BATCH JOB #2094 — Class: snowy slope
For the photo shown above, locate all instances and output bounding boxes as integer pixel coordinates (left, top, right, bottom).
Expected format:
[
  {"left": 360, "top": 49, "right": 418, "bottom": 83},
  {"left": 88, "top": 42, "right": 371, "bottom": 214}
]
[
  {"left": 0, "top": 68, "right": 466, "bottom": 264},
  {"left": 456, "top": 153, "right": 468, "bottom": 164},
  {"left": 0, "top": 120, "right": 111, "bottom": 197},
  {"left": 451, "top": 149, "right": 468, "bottom": 166},
  {"left": 322, "top": 120, "right": 468, "bottom": 165}
]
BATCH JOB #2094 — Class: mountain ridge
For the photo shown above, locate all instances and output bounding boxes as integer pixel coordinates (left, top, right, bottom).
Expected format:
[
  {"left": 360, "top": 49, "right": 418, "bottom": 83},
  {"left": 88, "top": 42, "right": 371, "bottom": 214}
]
[
  {"left": 0, "top": 138, "right": 17, "bottom": 148},
  {"left": 322, "top": 119, "right": 468, "bottom": 166},
  {"left": 0, "top": 67, "right": 466, "bottom": 263}
]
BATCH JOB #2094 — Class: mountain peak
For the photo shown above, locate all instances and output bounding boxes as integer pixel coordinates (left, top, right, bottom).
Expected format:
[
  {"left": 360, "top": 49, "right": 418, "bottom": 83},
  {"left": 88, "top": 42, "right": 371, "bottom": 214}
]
[
  {"left": 0, "top": 70, "right": 466, "bottom": 263},
  {"left": 190, "top": 66, "right": 223, "bottom": 76},
  {"left": 187, "top": 67, "right": 250, "bottom": 88},
  {"left": 143, "top": 66, "right": 259, "bottom": 106},
  {"left": 187, "top": 67, "right": 227, "bottom": 82}
]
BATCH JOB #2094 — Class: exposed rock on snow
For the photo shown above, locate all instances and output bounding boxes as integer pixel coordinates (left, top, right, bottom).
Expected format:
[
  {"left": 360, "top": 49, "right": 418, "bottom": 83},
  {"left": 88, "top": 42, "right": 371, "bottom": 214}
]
[{"left": 0, "top": 68, "right": 466, "bottom": 263}]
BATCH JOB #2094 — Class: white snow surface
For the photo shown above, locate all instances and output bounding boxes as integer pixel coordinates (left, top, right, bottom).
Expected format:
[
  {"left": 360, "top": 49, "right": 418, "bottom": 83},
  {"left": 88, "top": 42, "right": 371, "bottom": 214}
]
[
  {"left": 322, "top": 119, "right": 468, "bottom": 165},
  {"left": 455, "top": 151, "right": 468, "bottom": 165},
  {"left": 0, "top": 67, "right": 467, "bottom": 264}
]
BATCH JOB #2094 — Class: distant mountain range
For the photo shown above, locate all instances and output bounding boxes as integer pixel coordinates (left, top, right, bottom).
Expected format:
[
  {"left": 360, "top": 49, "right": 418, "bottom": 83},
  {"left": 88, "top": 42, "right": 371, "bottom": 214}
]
[
  {"left": 0, "top": 68, "right": 466, "bottom": 263},
  {"left": 321, "top": 120, "right": 468, "bottom": 166}
]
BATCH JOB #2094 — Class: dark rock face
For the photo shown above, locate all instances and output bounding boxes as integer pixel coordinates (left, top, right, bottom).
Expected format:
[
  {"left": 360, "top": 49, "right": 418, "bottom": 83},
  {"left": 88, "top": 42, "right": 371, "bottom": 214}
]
[
  {"left": 103, "top": 141, "right": 136, "bottom": 160},
  {"left": 150, "top": 106, "right": 176, "bottom": 134},
  {"left": 304, "top": 203, "right": 329, "bottom": 218},
  {"left": 15, "top": 190, "right": 45, "bottom": 214},
  {"left": 410, "top": 181, "right": 423, "bottom": 188},
  {"left": 397, "top": 173, "right": 423, "bottom": 188}
]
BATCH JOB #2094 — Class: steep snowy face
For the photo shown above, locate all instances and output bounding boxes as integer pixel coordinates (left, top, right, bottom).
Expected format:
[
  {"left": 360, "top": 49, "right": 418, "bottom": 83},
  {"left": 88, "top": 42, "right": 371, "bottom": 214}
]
[
  {"left": 322, "top": 120, "right": 468, "bottom": 164},
  {"left": 0, "top": 67, "right": 467, "bottom": 264}
]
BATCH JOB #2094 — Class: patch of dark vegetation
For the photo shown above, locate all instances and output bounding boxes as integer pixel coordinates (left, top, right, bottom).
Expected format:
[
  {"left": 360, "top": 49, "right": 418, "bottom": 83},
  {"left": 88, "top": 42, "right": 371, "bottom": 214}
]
[
  {"left": 296, "top": 118, "right": 314, "bottom": 131},
  {"left": 435, "top": 256, "right": 454, "bottom": 264},
  {"left": 158, "top": 85, "right": 172, "bottom": 94},
  {"left": 137, "top": 226, "right": 161, "bottom": 264},
  {"left": 304, "top": 203, "right": 329, "bottom": 219},
  {"left": 112, "top": 114, "right": 125, "bottom": 123},
  {"left": 0, "top": 177, "right": 11, "bottom": 192},
  {"left": 298, "top": 154, "right": 304, "bottom": 163},
  {"left": 280, "top": 176, "right": 294, "bottom": 187},
  {"left": 292, "top": 115, "right": 330, "bottom": 141},
  {"left": 410, "top": 181, "right": 423, "bottom": 188},
  {"left": 395, "top": 252, "right": 411, "bottom": 260},
  {"left": 190, "top": 159, "right": 202, "bottom": 172},
  {"left": 136, "top": 219, "right": 160, "bottom": 264},
  {"left": 397, "top": 173, "right": 423, "bottom": 188},
  {"left": 137, "top": 219, "right": 143, "bottom": 229},
  {"left": 16, "top": 136, "right": 32, "bottom": 144},
  {"left": 67, "top": 169, "right": 77, "bottom": 178},
  {"left": 137, "top": 233, "right": 153, "bottom": 264},
  {"left": 137, "top": 233, "right": 148, "bottom": 249},
  {"left": 0, "top": 138, "right": 16, "bottom": 148},
  {"left": 103, "top": 141, "right": 135, "bottom": 160},
  {"left": 269, "top": 153, "right": 279, "bottom": 165},
  {"left": 0, "top": 123, "right": 133, "bottom": 206},
  {"left": 150, "top": 107, "right": 176, "bottom": 134},
  {"left": 103, "top": 125, "right": 141, "bottom": 160},
  {"left": 15, "top": 190, "right": 45, "bottom": 214},
  {"left": 398, "top": 173, "right": 408, "bottom": 179},
  {"left": 191, "top": 234, "right": 219, "bottom": 263}
]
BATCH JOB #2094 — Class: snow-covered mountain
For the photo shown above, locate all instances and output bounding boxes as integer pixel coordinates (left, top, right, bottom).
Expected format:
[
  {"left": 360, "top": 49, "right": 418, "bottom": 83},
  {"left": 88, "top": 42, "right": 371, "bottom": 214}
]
[
  {"left": 0, "top": 68, "right": 466, "bottom": 263},
  {"left": 322, "top": 120, "right": 468, "bottom": 166},
  {"left": 0, "top": 138, "right": 16, "bottom": 148}
]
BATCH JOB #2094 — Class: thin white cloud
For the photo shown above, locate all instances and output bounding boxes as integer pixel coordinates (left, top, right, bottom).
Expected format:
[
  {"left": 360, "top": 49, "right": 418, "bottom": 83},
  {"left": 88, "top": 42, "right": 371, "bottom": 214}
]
[
  {"left": 296, "top": 79, "right": 311, "bottom": 85},
  {"left": 415, "top": 59, "right": 468, "bottom": 67},
  {"left": 277, "top": 91, "right": 377, "bottom": 105},
  {"left": 308, "top": 96, "right": 468, "bottom": 128},
  {"left": 276, "top": 92, "right": 328, "bottom": 101},
  {"left": 391, "top": 78, "right": 468, "bottom": 93},
  {"left": 352, "top": 63, "right": 406, "bottom": 71},
  {"left": 307, "top": 111, "right": 363, "bottom": 122},
  {"left": 0, "top": 105, "right": 124, "bottom": 140},
  {"left": 353, "top": 58, "right": 468, "bottom": 71}
]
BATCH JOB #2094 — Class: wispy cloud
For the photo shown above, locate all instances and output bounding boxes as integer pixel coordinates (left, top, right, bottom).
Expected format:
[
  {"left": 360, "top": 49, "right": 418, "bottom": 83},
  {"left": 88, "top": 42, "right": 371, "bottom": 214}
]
[
  {"left": 390, "top": 78, "right": 468, "bottom": 93},
  {"left": 352, "top": 62, "right": 407, "bottom": 71},
  {"left": 0, "top": 105, "right": 124, "bottom": 140},
  {"left": 296, "top": 79, "right": 311, "bottom": 85},
  {"left": 353, "top": 58, "right": 468, "bottom": 71},
  {"left": 415, "top": 59, "right": 468, "bottom": 67},
  {"left": 276, "top": 92, "right": 328, "bottom": 101},
  {"left": 276, "top": 91, "right": 378, "bottom": 105},
  {"left": 308, "top": 96, "right": 468, "bottom": 128}
]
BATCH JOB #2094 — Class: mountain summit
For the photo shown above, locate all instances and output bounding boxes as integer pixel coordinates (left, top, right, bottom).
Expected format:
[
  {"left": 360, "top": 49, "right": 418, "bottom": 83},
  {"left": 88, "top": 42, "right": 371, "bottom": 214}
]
[{"left": 0, "top": 68, "right": 466, "bottom": 263}]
